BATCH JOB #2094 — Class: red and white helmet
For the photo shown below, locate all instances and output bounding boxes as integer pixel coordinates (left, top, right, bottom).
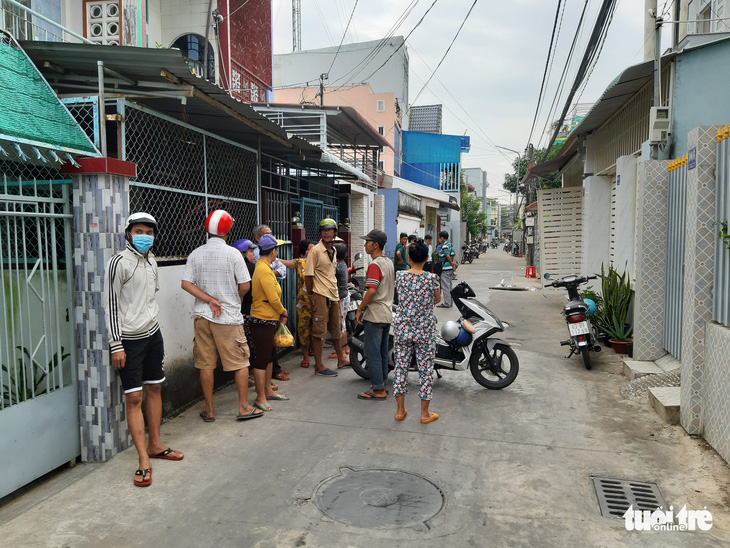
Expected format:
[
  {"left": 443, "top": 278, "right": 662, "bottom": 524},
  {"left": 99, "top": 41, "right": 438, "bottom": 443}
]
[{"left": 205, "top": 210, "right": 234, "bottom": 236}]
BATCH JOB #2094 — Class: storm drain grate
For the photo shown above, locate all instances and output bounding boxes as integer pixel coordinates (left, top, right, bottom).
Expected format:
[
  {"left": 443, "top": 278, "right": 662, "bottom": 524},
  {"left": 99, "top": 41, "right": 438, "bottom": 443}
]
[{"left": 592, "top": 477, "right": 669, "bottom": 519}]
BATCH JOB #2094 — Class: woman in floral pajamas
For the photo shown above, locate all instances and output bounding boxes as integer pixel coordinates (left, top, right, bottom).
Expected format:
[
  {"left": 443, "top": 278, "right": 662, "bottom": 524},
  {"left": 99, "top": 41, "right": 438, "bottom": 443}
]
[{"left": 393, "top": 238, "right": 441, "bottom": 423}]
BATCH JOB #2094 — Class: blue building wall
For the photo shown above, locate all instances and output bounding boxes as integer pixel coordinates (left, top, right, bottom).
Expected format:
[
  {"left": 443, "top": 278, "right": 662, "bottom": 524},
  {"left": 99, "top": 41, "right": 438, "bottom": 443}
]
[
  {"left": 672, "top": 39, "right": 730, "bottom": 156},
  {"left": 401, "top": 131, "right": 464, "bottom": 189},
  {"left": 379, "top": 188, "right": 399, "bottom": 258}
]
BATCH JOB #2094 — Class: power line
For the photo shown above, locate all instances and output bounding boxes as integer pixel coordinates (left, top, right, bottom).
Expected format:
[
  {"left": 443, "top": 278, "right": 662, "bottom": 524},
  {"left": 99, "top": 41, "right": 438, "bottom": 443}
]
[
  {"left": 534, "top": 0, "right": 591, "bottom": 152},
  {"left": 327, "top": 0, "right": 360, "bottom": 74},
  {"left": 355, "top": 0, "right": 440, "bottom": 84},
  {"left": 539, "top": 0, "right": 619, "bottom": 162},
  {"left": 527, "top": 0, "right": 564, "bottom": 146},
  {"left": 408, "top": 0, "right": 479, "bottom": 114},
  {"left": 329, "top": 0, "right": 423, "bottom": 88}
]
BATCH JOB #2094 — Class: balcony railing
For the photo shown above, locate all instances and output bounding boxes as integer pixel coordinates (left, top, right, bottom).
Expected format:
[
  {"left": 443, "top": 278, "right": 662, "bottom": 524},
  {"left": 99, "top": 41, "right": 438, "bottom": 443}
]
[{"left": 1, "top": 0, "right": 91, "bottom": 44}]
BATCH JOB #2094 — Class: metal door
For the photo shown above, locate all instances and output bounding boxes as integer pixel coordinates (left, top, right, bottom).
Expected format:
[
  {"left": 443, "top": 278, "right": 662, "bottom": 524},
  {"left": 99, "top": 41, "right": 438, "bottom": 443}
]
[
  {"left": 0, "top": 174, "right": 79, "bottom": 498},
  {"left": 663, "top": 162, "right": 687, "bottom": 359},
  {"left": 301, "top": 198, "right": 324, "bottom": 242}
]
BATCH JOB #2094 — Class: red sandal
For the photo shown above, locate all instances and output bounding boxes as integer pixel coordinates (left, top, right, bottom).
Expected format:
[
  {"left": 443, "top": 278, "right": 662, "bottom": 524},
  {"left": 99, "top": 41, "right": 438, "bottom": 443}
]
[{"left": 301, "top": 360, "right": 310, "bottom": 368}]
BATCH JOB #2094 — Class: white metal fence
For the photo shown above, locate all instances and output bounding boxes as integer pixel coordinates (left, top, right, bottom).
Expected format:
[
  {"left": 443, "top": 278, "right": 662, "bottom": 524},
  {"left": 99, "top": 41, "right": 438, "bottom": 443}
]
[{"left": 663, "top": 157, "right": 688, "bottom": 359}]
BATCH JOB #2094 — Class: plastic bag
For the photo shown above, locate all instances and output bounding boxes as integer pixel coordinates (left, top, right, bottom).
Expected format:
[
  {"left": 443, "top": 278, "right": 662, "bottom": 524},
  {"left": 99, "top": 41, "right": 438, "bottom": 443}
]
[{"left": 274, "top": 323, "right": 294, "bottom": 347}]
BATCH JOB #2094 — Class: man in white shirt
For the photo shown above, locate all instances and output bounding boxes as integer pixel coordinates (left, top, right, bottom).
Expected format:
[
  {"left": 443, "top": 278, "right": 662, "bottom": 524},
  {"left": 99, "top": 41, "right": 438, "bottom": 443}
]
[{"left": 181, "top": 210, "right": 263, "bottom": 422}]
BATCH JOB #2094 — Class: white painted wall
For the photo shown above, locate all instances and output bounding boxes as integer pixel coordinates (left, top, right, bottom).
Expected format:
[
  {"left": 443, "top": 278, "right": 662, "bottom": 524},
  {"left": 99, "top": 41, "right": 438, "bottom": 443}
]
[
  {"left": 156, "top": 265, "right": 195, "bottom": 371},
  {"left": 614, "top": 155, "right": 638, "bottom": 278},
  {"left": 397, "top": 213, "right": 421, "bottom": 238},
  {"left": 581, "top": 176, "right": 611, "bottom": 278}
]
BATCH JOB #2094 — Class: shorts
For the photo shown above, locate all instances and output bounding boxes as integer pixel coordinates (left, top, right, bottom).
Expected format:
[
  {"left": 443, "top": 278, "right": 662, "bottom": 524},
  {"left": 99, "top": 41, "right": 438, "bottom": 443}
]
[
  {"left": 311, "top": 293, "right": 341, "bottom": 341},
  {"left": 118, "top": 329, "right": 165, "bottom": 394},
  {"left": 193, "top": 316, "right": 249, "bottom": 371},
  {"left": 339, "top": 295, "right": 350, "bottom": 333},
  {"left": 248, "top": 318, "right": 278, "bottom": 370}
]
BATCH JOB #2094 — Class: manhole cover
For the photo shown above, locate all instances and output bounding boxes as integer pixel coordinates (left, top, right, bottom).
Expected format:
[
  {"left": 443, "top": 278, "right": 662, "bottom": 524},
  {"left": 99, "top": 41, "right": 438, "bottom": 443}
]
[
  {"left": 592, "top": 477, "right": 669, "bottom": 519},
  {"left": 313, "top": 467, "right": 444, "bottom": 528}
]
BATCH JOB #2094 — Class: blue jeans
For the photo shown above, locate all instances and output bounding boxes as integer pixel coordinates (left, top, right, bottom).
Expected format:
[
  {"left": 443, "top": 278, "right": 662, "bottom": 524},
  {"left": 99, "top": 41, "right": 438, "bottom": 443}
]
[{"left": 364, "top": 321, "right": 390, "bottom": 391}]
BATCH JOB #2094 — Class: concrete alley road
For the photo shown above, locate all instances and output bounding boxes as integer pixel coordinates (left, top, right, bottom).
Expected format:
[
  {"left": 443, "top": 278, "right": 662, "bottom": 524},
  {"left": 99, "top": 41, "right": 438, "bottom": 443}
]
[{"left": 2, "top": 249, "right": 729, "bottom": 547}]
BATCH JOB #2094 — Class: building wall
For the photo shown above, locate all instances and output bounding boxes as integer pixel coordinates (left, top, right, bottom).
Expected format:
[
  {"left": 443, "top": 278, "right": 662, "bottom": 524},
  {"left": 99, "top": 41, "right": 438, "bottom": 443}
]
[
  {"left": 275, "top": 86, "right": 397, "bottom": 174},
  {"left": 349, "top": 187, "right": 374, "bottom": 266},
  {"left": 274, "top": 37, "right": 409, "bottom": 128},
  {"left": 672, "top": 40, "right": 730, "bottom": 157},
  {"left": 223, "top": 0, "right": 272, "bottom": 101},
  {"left": 703, "top": 321, "right": 730, "bottom": 463},
  {"left": 379, "top": 188, "right": 399, "bottom": 258},
  {"left": 581, "top": 176, "right": 611, "bottom": 278},
  {"left": 614, "top": 155, "right": 638, "bottom": 277}
]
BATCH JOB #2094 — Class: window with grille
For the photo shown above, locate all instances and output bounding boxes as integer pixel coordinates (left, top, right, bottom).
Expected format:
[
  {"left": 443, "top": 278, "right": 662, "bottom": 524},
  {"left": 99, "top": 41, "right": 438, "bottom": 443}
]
[
  {"left": 376, "top": 100, "right": 385, "bottom": 112},
  {"left": 85, "top": 1, "right": 120, "bottom": 45},
  {"left": 377, "top": 125, "right": 384, "bottom": 135}
]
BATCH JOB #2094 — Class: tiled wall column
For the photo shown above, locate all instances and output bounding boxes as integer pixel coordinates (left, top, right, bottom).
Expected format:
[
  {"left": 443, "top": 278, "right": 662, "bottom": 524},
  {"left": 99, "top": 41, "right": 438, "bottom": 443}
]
[
  {"left": 680, "top": 126, "right": 718, "bottom": 435},
  {"left": 62, "top": 158, "right": 136, "bottom": 462},
  {"left": 633, "top": 159, "right": 670, "bottom": 360}
]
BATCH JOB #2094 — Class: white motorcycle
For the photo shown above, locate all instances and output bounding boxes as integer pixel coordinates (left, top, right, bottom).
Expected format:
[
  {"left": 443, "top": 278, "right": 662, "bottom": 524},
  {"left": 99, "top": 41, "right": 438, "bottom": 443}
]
[{"left": 349, "top": 281, "right": 519, "bottom": 390}]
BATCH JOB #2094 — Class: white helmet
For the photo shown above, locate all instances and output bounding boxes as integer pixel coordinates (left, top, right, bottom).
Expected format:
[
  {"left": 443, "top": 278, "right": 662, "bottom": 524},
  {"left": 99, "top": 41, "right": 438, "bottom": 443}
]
[
  {"left": 125, "top": 212, "right": 157, "bottom": 232},
  {"left": 441, "top": 321, "right": 461, "bottom": 343}
]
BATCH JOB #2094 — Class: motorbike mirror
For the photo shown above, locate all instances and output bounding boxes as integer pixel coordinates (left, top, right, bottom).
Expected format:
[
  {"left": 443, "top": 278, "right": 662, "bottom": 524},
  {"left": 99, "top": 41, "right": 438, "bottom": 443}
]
[
  {"left": 354, "top": 252, "right": 362, "bottom": 261},
  {"left": 543, "top": 273, "right": 551, "bottom": 279}
]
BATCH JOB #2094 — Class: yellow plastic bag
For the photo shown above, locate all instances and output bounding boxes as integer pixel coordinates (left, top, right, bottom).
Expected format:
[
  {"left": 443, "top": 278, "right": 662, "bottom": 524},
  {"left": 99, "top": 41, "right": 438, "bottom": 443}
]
[{"left": 274, "top": 323, "right": 294, "bottom": 347}]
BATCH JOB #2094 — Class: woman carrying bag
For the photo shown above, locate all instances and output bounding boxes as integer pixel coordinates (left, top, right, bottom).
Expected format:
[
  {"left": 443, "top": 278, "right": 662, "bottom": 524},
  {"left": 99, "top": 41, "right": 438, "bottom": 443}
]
[{"left": 250, "top": 234, "right": 290, "bottom": 411}]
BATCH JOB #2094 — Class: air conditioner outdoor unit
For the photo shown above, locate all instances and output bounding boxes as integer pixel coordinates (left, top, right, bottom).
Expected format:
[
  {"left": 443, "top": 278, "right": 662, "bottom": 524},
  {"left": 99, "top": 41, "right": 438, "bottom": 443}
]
[{"left": 649, "top": 106, "right": 671, "bottom": 144}]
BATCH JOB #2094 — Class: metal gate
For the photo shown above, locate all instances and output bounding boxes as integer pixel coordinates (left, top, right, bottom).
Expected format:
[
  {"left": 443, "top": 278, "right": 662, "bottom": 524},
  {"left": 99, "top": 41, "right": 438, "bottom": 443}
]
[
  {"left": 0, "top": 172, "right": 79, "bottom": 499},
  {"left": 538, "top": 187, "right": 583, "bottom": 295},
  {"left": 663, "top": 158, "right": 687, "bottom": 359},
  {"left": 301, "top": 198, "right": 324, "bottom": 242}
]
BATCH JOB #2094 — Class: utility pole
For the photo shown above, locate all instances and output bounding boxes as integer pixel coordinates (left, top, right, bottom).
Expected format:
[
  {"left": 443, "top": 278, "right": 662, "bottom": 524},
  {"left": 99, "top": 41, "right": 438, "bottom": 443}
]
[
  {"left": 292, "top": 0, "right": 302, "bottom": 52},
  {"left": 318, "top": 73, "right": 328, "bottom": 107}
]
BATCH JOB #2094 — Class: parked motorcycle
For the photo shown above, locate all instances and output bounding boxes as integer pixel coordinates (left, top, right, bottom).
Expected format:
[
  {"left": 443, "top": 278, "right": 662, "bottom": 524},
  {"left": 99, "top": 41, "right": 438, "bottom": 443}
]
[
  {"left": 544, "top": 273, "right": 601, "bottom": 370},
  {"left": 348, "top": 252, "right": 364, "bottom": 290},
  {"left": 349, "top": 281, "right": 519, "bottom": 390},
  {"left": 461, "top": 245, "right": 474, "bottom": 264}
]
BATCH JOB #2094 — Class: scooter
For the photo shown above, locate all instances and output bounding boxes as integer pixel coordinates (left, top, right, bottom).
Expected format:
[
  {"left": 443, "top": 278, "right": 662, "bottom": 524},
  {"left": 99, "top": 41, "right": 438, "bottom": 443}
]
[
  {"left": 349, "top": 281, "right": 519, "bottom": 390},
  {"left": 544, "top": 273, "right": 601, "bottom": 370},
  {"left": 348, "top": 252, "right": 364, "bottom": 290},
  {"left": 461, "top": 245, "right": 474, "bottom": 264}
]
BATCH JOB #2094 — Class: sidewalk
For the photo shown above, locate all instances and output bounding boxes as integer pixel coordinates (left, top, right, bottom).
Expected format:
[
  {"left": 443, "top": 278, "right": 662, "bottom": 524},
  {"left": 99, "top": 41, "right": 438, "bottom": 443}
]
[{"left": 1, "top": 249, "right": 728, "bottom": 547}]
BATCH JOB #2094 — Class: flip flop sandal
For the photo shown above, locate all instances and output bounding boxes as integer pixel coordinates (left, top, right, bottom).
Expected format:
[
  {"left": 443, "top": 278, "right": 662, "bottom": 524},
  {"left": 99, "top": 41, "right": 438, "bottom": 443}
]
[
  {"left": 254, "top": 401, "right": 274, "bottom": 412},
  {"left": 267, "top": 394, "right": 290, "bottom": 401},
  {"left": 237, "top": 408, "right": 264, "bottom": 420},
  {"left": 421, "top": 413, "right": 439, "bottom": 424},
  {"left": 301, "top": 360, "right": 310, "bottom": 368},
  {"left": 395, "top": 410, "right": 408, "bottom": 421},
  {"left": 314, "top": 368, "right": 338, "bottom": 377},
  {"left": 134, "top": 468, "right": 152, "bottom": 487},
  {"left": 149, "top": 448, "right": 184, "bottom": 461},
  {"left": 273, "top": 373, "right": 290, "bottom": 381},
  {"left": 357, "top": 390, "right": 387, "bottom": 401},
  {"left": 200, "top": 411, "right": 215, "bottom": 422}
]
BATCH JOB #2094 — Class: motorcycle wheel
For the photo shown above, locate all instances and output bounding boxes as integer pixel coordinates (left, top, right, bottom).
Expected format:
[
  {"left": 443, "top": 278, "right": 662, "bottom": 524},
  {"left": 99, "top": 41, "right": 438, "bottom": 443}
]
[
  {"left": 581, "top": 347, "right": 592, "bottom": 370},
  {"left": 469, "top": 342, "right": 519, "bottom": 389},
  {"left": 350, "top": 345, "right": 370, "bottom": 379},
  {"left": 468, "top": 255, "right": 474, "bottom": 264}
]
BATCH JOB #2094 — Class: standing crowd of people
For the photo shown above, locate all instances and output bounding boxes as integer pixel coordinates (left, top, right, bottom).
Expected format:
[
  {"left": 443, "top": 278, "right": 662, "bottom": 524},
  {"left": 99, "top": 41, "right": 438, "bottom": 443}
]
[{"left": 103, "top": 211, "right": 457, "bottom": 487}]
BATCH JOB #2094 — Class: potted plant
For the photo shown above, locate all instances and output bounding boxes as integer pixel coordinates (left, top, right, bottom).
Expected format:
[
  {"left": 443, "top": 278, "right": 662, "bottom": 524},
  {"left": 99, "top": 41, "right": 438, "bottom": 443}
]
[{"left": 596, "top": 264, "right": 633, "bottom": 354}]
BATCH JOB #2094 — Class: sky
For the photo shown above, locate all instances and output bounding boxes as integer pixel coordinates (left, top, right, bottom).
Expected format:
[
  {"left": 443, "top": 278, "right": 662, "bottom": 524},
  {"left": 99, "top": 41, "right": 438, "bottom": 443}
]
[{"left": 271, "top": 0, "right": 674, "bottom": 202}]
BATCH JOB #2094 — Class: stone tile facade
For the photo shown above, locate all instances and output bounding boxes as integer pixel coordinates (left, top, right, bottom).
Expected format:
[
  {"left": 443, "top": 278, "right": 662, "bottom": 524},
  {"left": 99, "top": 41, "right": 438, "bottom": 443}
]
[
  {"left": 73, "top": 171, "right": 131, "bottom": 461},
  {"left": 633, "top": 159, "right": 669, "bottom": 360},
  {"left": 703, "top": 321, "right": 730, "bottom": 463},
  {"left": 680, "top": 126, "right": 718, "bottom": 435}
]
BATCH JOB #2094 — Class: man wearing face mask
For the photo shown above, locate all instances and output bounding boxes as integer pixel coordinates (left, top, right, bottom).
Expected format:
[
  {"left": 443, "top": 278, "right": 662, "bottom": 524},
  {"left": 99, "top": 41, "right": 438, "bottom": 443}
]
[{"left": 103, "top": 213, "right": 184, "bottom": 488}]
